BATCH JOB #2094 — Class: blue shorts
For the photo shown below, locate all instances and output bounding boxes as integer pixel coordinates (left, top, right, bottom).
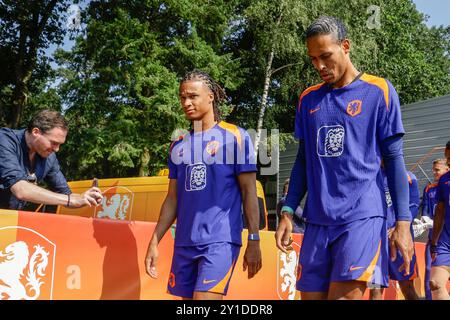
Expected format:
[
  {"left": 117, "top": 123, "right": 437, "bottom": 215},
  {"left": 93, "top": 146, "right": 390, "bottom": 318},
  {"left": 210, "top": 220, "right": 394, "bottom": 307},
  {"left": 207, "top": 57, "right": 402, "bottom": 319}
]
[
  {"left": 168, "top": 242, "right": 240, "bottom": 298},
  {"left": 432, "top": 228, "right": 450, "bottom": 267},
  {"left": 388, "top": 225, "right": 418, "bottom": 281},
  {"left": 297, "top": 216, "right": 389, "bottom": 292}
]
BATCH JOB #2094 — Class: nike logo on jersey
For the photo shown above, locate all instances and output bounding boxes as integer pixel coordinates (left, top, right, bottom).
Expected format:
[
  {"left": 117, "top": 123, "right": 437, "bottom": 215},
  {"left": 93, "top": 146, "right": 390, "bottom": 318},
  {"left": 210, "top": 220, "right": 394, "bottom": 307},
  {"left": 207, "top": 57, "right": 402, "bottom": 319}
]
[
  {"left": 309, "top": 106, "right": 321, "bottom": 114},
  {"left": 203, "top": 279, "right": 216, "bottom": 284},
  {"left": 349, "top": 266, "right": 364, "bottom": 272}
]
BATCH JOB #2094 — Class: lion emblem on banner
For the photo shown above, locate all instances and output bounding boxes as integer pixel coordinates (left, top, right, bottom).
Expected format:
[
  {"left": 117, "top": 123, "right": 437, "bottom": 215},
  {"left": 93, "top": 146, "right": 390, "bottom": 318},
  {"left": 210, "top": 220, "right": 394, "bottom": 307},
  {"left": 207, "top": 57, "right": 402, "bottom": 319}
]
[
  {"left": 97, "top": 194, "right": 130, "bottom": 220},
  {"left": 277, "top": 239, "right": 301, "bottom": 300},
  {"left": 95, "top": 186, "right": 134, "bottom": 220},
  {"left": 0, "top": 241, "right": 49, "bottom": 300}
]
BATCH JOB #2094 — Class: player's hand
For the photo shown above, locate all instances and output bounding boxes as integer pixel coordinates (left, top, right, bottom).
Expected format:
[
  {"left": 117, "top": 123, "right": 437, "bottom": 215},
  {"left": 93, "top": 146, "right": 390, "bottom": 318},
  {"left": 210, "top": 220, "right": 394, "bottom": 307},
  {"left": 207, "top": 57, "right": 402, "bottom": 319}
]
[
  {"left": 243, "top": 240, "right": 262, "bottom": 279},
  {"left": 145, "top": 240, "right": 159, "bottom": 279},
  {"left": 275, "top": 212, "right": 294, "bottom": 254},
  {"left": 390, "top": 221, "right": 414, "bottom": 276}
]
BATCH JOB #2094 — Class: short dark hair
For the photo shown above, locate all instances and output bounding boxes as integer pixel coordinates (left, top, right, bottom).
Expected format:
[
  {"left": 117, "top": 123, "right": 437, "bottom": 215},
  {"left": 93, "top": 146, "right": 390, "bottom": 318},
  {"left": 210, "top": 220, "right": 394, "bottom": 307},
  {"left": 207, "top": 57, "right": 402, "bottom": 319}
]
[
  {"left": 27, "top": 110, "right": 68, "bottom": 133},
  {"left": 181, "top": 69, "right": 226, "bottom": 122},
  {"left": 446, "top": 140, "right": 450, "bottom": 150},
  {"left": 306, "top": 16, "right": 348, "bottom": 43}
]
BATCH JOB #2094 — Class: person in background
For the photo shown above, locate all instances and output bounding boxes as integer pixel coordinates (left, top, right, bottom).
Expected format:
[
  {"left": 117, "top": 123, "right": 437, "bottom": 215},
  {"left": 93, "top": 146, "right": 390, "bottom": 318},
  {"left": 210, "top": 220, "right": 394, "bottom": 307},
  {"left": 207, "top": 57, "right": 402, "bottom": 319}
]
[
  {"left": 429, "top": 141, "right": 450, "bottom": 300},
  {"left": 0, "top": 109, "right": 102, "bottom": 211},
  {"left": 420, "top": 158, "right": 449, "bottom": 299}
]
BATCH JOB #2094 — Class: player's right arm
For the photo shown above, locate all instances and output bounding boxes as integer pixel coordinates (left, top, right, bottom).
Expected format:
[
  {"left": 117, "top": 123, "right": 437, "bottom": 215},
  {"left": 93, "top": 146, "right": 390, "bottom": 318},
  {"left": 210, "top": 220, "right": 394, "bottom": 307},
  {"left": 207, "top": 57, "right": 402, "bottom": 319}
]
[
  {"left": 430, "top": 201, "right": 445, "bottom": 261},
  {"left": 145, "top": 179, "right": 178, "bottom": 278},
  {"left": 275, "top": 141, "right": 307, "bottom": 253}
]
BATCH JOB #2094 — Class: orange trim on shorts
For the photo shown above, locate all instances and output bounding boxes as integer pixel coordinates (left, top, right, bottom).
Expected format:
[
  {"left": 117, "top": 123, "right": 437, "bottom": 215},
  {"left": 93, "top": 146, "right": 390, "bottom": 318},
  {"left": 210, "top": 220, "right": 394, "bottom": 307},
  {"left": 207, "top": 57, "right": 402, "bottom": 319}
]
[
  {"left": 208, "top": 259, "right": 237, "bottom": 294},
  {"left": 357, "top": 240, "right": 381, "bottom": 283},
  {"left": 360, "top": 73, "right": 389, "bottom": 110}
]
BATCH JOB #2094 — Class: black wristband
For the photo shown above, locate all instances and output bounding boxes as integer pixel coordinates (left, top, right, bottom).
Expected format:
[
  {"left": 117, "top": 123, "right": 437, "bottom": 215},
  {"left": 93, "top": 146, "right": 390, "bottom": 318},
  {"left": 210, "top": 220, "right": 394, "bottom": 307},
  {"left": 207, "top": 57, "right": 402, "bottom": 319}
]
[{"left": 67, "top": 194, "right": 71, "bottom": 207}]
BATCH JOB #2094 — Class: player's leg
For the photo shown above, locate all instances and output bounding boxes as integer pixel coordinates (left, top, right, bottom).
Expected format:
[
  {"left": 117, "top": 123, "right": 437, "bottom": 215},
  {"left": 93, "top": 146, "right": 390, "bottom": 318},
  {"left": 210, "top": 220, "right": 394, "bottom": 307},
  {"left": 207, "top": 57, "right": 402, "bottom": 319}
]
[
  {"left": 430, "top": 266, "right": 450, "bottom": 300},
  {"left": 193, "top": 242, "right": 240, "bottom": 300},
  {"left": 369, "top": 287, "right": 384, "bottom": 300},
  {"left": 168, "top": 246, "right": 199, "bottom": 299},
  {"left": 328, "top": 281, "right": 366, "bottom": 300},
  {"left": 398, "top": 280, "right": 419, "bottom": 300},
  {"left": 389, "top": 254, "right": 419, "bottom": 300},
  {"left": 193, "top": 291, "right": 223, "bottom": 300},
  {"left": 424, "top": 242, "right": 432, "bottom": 300},
  {"left": 328, "top": 217, "right": 389, "bottom": 300},
  {"left": 301, "top": 292, "right": 328, "bottom": 300},
  {"left": 297, "top": 223, "right": 331, "bottom": 300}
]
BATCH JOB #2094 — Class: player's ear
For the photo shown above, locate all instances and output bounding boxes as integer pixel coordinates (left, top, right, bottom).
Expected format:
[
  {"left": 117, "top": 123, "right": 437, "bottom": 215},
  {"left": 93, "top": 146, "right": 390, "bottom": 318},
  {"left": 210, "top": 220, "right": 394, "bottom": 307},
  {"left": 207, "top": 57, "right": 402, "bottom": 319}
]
[{"left": 341, "top": 39, "right": 350, "bottom": 54}]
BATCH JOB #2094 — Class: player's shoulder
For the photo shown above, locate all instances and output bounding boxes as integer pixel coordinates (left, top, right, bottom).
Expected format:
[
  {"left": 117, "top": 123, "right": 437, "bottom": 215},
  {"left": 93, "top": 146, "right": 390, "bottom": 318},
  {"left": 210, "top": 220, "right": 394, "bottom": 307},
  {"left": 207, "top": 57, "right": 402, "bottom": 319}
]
[
  {"left": 438, "top": 171, "right": 450, "bottom": 185},
  {"left": 217, "top": 121, "right": 248, "bottom": 143},
  {"left": 169, "top": 133, "right": 188, "bottom": 153},
  {"left": 299, "top": 82, "right": 326, "bottom": 102},
  {"left": 425, "top": 182, "right": 439, "bottom": 193}
]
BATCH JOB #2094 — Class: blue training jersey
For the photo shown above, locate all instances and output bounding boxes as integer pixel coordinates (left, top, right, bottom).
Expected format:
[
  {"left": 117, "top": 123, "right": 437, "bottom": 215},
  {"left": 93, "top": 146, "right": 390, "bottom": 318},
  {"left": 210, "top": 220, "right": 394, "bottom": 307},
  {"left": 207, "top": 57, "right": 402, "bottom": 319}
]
[
  {"left": 385, "top": 171, "right": 419, "bottom": 229},
  {"left": 422, "top": 182, "right": 439, "bottom": 219},
  {"left": 407, "top": 171, "right": 420, "bottom": 220},
  {"left": 436, "top": 171, "right": 450, "bottom": 237},
  {"left": 295, "top": 73, "right": 405, "bottom": 225},
  {"left": 168, "top": 121, "right": 257, "bottom": 246}
]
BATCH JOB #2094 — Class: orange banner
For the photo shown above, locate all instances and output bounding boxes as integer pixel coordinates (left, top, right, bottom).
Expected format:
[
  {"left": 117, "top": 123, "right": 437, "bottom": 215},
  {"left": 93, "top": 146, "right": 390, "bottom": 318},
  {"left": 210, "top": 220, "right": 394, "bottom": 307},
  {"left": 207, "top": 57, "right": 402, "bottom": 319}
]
[{"left": 0, "top": 209, "right": 443, "bottom": 300}]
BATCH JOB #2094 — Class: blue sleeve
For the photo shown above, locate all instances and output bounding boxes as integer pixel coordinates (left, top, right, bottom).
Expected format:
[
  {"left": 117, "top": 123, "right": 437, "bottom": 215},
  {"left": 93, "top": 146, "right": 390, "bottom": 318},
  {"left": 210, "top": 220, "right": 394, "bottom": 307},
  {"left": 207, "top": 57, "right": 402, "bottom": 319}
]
[
  {"left": 284, "top": 141, "right": 307, "bottom": 211},
  {"left": 44, "top": 156, "right": 71, "bottom": 195},
  {"left": 294, "top": 95, "right": 304, "bottom": 140},
  {"left": 377, "top": 80, "right": 405, "bottom": 142},
  {"left": 0, "top": 131, "right": 28, "bottom": 189},
  {"left": 235, "top": 129, "right": 257, "bottom": 175},
  {"left": 421, "top": 186, "right": 430, "bottom": 217},
  {"left": 408, "top": 173, "right": 420, "bottom": 219},
  {"left": 380, "top": 135, "right": 411, "bottom": 222}
]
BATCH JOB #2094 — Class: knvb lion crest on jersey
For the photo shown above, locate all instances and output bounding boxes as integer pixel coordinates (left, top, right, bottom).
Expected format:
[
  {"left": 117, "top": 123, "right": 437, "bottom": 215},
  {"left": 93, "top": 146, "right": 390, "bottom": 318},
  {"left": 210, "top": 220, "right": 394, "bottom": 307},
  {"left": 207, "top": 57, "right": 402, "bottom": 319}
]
[
  {"left": 317, "top": 125, "right": 345, "bottom": 157},
  {"left": 95, "top": 186, "right": 134, "bottom": 221},
  {"left": 186, "top": 163, "right": 207, "bottom": 191},
  {"left": 0, "top": 227, "right": 55, "bottom": 300},
  {"left": 277, "top": 239, "right": 301, "bottom": 300},
  {"left": 346, "top": 100, "right": 362, "bottom": 117}
]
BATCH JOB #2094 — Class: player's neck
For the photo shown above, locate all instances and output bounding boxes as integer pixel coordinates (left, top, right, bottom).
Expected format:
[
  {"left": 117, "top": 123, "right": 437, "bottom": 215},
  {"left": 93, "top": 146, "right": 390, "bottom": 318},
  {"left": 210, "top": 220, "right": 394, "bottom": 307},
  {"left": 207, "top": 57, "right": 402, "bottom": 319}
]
[
  {"left": 332, "top": 64, "right": 360, "bottom": 89},
  {"left": 192, "top": 115, "right": 217, "bottom": 133}
]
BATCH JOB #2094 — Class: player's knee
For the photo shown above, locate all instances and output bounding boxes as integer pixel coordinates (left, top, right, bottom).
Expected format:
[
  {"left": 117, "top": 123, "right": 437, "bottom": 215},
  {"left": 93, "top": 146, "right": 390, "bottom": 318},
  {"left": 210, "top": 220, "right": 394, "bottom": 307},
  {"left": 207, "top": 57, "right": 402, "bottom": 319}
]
[{"left": 429, "top": 280, "right": 442, "bottom": 291}]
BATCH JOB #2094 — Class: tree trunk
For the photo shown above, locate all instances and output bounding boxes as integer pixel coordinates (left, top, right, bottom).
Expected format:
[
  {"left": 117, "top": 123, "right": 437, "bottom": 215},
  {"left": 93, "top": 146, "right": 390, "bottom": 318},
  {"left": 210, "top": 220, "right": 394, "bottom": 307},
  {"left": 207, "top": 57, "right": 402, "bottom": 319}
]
[{"left": 138, "top": 147, "right": 150, "bottom": 177}]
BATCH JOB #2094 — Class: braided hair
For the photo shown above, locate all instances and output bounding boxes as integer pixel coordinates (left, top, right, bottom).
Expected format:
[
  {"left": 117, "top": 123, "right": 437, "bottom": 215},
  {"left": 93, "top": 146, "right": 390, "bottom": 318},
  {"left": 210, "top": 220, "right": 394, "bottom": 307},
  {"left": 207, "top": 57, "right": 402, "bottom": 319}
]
[{"left": 181, "top": 69, "right": 227, "bottom": 122}]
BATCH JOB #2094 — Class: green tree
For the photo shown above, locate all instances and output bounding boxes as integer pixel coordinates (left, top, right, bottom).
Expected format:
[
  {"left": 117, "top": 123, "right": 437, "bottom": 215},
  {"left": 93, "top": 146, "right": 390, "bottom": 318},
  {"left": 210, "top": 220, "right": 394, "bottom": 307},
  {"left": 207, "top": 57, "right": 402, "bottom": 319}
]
[
  {"left": 0, "top": 0, "right": 70, "bottom": 128},
  {"left": 56, "top": 0, "right": 242, "bottom": 180}
]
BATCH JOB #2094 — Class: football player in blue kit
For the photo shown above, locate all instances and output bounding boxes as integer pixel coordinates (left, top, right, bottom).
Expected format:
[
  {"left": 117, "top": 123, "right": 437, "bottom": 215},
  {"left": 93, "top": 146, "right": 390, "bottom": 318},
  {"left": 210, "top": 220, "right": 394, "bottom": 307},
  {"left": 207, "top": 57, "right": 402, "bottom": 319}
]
[
  {"left": 145, "top": 70, "right": 262, "bottom": 300},
  {"left": 275, "top": 16, "right": 413, "bottom": 300},
  {"left": 429, "top": 141, "right": 450, "bottom": 300}
]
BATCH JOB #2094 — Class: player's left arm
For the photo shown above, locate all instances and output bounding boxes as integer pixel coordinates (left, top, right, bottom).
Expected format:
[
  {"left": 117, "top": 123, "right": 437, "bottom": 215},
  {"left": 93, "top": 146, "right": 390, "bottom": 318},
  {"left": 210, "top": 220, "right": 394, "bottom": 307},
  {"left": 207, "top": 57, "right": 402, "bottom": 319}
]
[{"left": 238, "top": 172, "right": 262, "bottom": 279}]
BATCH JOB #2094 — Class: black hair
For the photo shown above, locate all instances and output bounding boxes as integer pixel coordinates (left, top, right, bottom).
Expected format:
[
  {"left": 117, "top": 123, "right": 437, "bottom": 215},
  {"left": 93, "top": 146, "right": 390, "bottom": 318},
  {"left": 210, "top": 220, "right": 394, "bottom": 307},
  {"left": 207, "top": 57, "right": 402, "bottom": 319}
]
[
  {"left": 446, "top": 140, "right": 450, "bottom": 150},
  {"left": 181, "top": 69, "right": 226, "bottom": 122},
  {"left": 27, "top": 109, "right": 68, "bottom": 133},
  {"left": 306, "top": 15, "right": 348, "bottom": 43}
]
